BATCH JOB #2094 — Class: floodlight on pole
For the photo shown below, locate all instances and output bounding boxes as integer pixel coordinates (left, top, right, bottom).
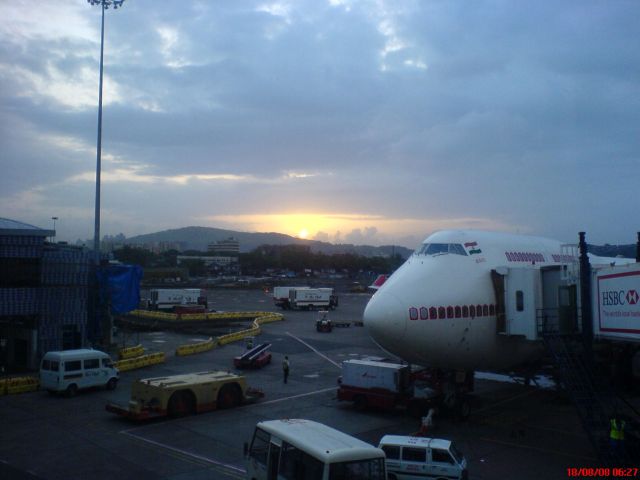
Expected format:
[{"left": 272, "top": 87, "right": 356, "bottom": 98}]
[
  {"left": 88, "top": 0, "right": 125, "bottom": 265},
  {"left": 51, "top": 216, "right": 58, "bottom": 242}
]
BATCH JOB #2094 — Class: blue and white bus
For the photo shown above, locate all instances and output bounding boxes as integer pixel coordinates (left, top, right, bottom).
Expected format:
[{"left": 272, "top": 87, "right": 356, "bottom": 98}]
[{"left": 246, "top": 419, "right": 386, "bottom": 480}]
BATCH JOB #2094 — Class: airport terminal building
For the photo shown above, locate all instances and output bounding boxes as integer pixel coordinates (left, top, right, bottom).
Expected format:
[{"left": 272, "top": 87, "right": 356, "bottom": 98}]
[{"left": 0, "top": 218, "right": 94, "bottom": 371}]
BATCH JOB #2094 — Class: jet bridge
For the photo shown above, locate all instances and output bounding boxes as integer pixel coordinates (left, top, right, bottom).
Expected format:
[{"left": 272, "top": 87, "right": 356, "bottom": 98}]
[{"left": 492, "top": 264, "right": 578, "bottom": 340}]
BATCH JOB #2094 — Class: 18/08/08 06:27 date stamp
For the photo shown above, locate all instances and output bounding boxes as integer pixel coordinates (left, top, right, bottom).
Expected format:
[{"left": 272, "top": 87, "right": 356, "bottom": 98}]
[{"left": 567, "top": 468, "right": 639, "bottom": 478}]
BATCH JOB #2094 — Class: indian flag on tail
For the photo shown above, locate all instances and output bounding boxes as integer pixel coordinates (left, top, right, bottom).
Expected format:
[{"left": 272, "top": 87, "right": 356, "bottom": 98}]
[{"left": 464, "top": 241, "right": 482, "bottom": 255}]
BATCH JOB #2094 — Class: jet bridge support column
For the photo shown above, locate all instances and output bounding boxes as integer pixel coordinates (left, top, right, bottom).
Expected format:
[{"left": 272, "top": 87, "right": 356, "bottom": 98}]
[{"left": 578, "top": 232, "right": 593, "bottom": 362}]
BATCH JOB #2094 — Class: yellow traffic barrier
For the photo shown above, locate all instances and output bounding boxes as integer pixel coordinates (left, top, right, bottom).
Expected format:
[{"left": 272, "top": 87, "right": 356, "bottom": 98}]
[
  {"left": 119, "top": 344, "right": 144, "bottom": 360},
  {"left": 217, "top": 312, "right": 284, "bottom": 346},
  {"left": 115, "top": 352, "right": 166, "bottom": 372},
  {"left": 0, "top": 376, "right": 40, "bottom": 396},
  {"left": 175, "top": 337, "right": 217, "bottom": 356}
]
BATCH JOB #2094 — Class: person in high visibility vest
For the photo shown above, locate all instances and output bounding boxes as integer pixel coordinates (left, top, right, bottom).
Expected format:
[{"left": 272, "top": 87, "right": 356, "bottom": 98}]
[{"left": 610, "top": 417, "right": 626, "bottom": 451}]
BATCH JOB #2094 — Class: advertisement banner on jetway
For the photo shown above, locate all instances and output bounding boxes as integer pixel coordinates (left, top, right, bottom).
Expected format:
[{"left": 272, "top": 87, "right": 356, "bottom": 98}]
[{"left": 594, "top": 264, "right": 640, "bottom": 341}]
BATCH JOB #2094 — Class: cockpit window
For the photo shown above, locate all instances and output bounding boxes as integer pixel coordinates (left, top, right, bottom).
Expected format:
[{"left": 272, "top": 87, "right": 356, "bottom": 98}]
[{"left": 416, "top": 243, "right": 468, "bottom": 256}]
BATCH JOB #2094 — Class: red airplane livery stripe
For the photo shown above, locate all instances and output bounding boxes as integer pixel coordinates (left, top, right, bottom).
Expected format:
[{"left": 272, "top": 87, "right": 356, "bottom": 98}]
[{"left": 464, "top": 242, "right": 477, "bottom": 248}]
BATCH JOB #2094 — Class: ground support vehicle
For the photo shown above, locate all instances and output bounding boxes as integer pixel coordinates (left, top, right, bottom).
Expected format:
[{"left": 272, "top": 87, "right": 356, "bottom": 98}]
[
  {"left": 148, "top": 288, "right": 206, "bottom": 311},
  {"left": 245, "top": 419, "right": 386, "bottom": 480},
  {"left": 106, "top": 371, "right": 263, "bottom": 420},
  {"left": 337, "top": 360, "right": 440, "bottom": 417},
  {"left": 289, "top": 288, "right": 338, "bottom": 310},
  {"left": 272, "top": 286, "right": 309, "bottom": 309},
  {"left": 234, "top": 343, "right": 272, "bottom": 369},
  {"left": 40, "top": 349, "right": 119, "bottom": 397},
  {"left": 315, "top": 311, "right": 349, "bottom": 332},
  {"left": 378, "top": 435, "right": 468, "bottom": 480}
]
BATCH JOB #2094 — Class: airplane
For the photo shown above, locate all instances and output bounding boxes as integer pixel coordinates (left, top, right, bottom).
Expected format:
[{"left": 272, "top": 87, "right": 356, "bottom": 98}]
[
  {"left": 363, "top": 230, "right": 633, "bottom": 376},
  {"left": 368, "top": 274, "right": 388, "bottom": 291}
]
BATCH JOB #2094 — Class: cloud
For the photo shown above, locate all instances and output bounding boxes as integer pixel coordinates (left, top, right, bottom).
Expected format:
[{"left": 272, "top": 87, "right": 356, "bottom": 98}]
[{"left": 1, "top": 0, "right": 639, "bottom": 247}]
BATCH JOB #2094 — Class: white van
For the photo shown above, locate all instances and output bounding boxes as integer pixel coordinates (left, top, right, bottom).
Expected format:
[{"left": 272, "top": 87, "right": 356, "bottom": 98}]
[
  {"left": 378, "top": 435, "right": 468, "bottom": 480},
  {"left": 40, "top": 349, "right": 119, "bottom": 396}
]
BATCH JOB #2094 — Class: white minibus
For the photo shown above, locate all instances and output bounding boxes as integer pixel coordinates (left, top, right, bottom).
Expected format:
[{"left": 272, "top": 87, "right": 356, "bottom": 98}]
[
  {"left": 245, "top": 419, "right": 386, "bottom": 480},
  {"left": 378, "top": 435, "right": 468, "bottom": 480},
  {"left": 40, "top": 349, "right": 119, "bottom": 396}
]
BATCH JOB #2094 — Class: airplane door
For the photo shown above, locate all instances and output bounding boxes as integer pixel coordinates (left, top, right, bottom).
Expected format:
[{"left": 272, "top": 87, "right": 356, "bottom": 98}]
[
  {"left": 504, "top": 267, "right": 541, "bottom": 340},
  {"left": 558, "top": 285, "right": 578, "bottom": 334}
]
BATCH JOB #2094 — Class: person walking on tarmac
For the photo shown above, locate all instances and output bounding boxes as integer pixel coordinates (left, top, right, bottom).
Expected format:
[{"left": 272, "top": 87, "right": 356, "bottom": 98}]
[
  {"left": 282, "top": 356, "right": 290, "bottom": 384},
  {"left": 610, "top": 416, "right": 626, "bottom": 453}
]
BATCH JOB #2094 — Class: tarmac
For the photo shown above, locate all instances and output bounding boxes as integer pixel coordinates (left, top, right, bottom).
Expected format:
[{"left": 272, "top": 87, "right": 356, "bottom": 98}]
[{"left": 0, "top": 288, "right": 601, "bottom": 479}]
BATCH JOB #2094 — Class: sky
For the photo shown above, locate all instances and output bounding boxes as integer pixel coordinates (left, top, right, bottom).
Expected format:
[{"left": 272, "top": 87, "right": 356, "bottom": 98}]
[{"left": 1, "top": 0, "right": 638, "bottom": 249}]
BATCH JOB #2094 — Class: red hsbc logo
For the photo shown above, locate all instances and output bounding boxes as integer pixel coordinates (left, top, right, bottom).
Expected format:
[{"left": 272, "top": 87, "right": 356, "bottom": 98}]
[{"left": 627, "top": 290, "right": 638, "bottom": 305}]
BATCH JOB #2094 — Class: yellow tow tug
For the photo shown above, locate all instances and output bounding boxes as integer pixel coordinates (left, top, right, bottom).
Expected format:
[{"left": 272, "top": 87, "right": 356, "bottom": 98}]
[{"left": 106, "top": 371, "right": 263, "bottom": 421}]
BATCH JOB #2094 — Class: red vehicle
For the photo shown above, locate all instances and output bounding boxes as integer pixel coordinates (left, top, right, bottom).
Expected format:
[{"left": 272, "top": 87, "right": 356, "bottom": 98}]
[
  {"left": 337, "top": 359, "right": 440, "bottom": 417},
  {"left": 233, "top": 343, "right": 272, "bottom": 369}
]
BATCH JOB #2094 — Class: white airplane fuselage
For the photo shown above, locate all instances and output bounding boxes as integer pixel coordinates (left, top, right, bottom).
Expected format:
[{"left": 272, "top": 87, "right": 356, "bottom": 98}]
[{"left": 363, "top": 230, "right": 628, "bottom": 371}]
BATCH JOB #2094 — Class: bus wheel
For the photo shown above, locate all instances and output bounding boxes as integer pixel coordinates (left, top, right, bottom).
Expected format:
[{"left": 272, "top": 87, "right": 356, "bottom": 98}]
[
  {"left": 353, "top": 395, "right": 367, "bottom": 411},
  {"left": 217, "top": 384, "right": 241, "bottom": 409},
  {"left": 106, "top": 378, "right": 118, "bottom": 390},
  {"left": 168, "top": 391, "right": 195, "bottom": 417},
  {"left": 66, "top": 384, "right": 78, "bottom": 398}
]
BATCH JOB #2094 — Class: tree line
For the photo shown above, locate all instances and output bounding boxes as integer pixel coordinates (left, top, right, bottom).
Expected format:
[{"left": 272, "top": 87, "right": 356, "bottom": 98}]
[{"left": 112, "top": 244, "right": 405, "bottom": 276}]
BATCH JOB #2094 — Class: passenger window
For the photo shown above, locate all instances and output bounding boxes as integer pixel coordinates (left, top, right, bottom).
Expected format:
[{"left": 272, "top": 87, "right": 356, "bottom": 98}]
[
  {"left": 432, "top": 449, "right": 454, "bottom": 464},
  {"left": 402, "top": 447, "right": 426, "bottom": 462},
  {"left": 249, "top": 428, "right": 270, "bottom": 465},
  {"left": 102, "top": 358, "right": 113, "bottom": 368},
  {"left": 469, "top": 305, "right": 476, "bottom": 317},
  {"left": 280, "top": 442, "right": 323, "bottom": 480},
  {"left": 462, "top": 306, "right": 469, "bottom": 318},
  {"left": 455, "top": 306, "right": 461, "bottom": 318},
  {"left": 42, "top": 360, "right": 50, "bottom": 370},
  {"left": 438, "top": 307, "right": 445, "bottom": 319},
  {"left": 429, "top": 307, "right": 437, "bottom": 319},
  {"left": 516, "top": 291, "right": 524, "bottom": 311},
  {"left": 476, "top": 305, "right": 483, "bottom": 317},
  {"left": 381, "top": 445, "right": 400, "bottom": 460},
  {"left": 446, "top": 306, "right": 454, "bottom": 318},
  {"left": 84, "top": 358, "right": 99, "bottom": 369},
  {"left": 64, "top": 360, "right": 81, "bottom": 372},
  {"left": 51, "top": 361, "right": 59, "bottom": 372}
]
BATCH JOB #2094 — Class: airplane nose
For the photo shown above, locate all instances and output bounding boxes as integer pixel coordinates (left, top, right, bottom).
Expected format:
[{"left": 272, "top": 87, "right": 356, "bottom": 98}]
[{"left": 363, "top": 290, "right": 407, "bottom": 349}]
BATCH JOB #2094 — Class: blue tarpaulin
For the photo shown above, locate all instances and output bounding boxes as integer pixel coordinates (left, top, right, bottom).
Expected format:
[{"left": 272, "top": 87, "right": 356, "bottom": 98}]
[{"left": 97, "top": 264, "right": 143, "bottom": 314}]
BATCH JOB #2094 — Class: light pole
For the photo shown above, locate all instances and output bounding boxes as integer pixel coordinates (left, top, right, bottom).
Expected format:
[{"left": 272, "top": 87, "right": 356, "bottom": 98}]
[
  {"left": 88, "top": 0, "right": 125, "bottom": 265},
  {"left": 51, "top": 216, "right": 58, "bottom": 242}
]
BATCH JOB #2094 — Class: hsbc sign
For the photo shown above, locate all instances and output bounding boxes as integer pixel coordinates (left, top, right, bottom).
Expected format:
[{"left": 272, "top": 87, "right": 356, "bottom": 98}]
[
  {"left": 596, "top": 267, "right": 640, "bottom": 339},
  {"left": 601, "top": 289, "right": 638, "bottom": 306}
]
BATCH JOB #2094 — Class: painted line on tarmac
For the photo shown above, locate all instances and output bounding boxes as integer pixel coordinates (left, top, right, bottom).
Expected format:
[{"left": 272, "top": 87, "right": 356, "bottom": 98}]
[
  {"left": 258, "top": 386, "right": 338, "bottom": 406},
  {"left": 479, "top": 436, "right": 596, "bottom": 461},
  {"left": 285, "top": 332, "right": 341, "bottom": 368},
  {"left": 472, "top": 388, "right": 539, "bottom": 415},
  {"left": 121, "top": 430, "right": 246, "bottom": 477}
]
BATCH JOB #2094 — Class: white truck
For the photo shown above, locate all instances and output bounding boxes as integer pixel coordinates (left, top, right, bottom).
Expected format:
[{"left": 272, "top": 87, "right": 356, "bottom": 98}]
[
  {"left": 337, "top": 359, "right": 439, "bottom": 416},
  {"left": 272, "top": 286, "right": 309, "bottom": 309},
  {"left": 149, "top": 288, "right": 205, "bottom": 311},
  {"left": 289, "top": 287, "right": 338, "bottom": 310}
]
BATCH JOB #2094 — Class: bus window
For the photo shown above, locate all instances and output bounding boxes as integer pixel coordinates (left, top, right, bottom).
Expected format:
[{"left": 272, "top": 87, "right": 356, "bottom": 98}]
[
  {"left": 381, "top": 445, "right": 400, "bottom": 460},
  {"left": 329, "top": 458, "right": 385, "bottom": 480},
  {"left": 432, "top": 449, "right": 455, "bottom": 464},
  {"left": 280, "top": 442, "right": 323, "bottom": 480},
  {"left": 64, "top": 361, "right": 81, "bottom": 372},
  {"left": 249, "top": 428, "right": 270, "bottom": 465},
  {"left": 84, "top": 358, "right": 99, "bottom": 369}
]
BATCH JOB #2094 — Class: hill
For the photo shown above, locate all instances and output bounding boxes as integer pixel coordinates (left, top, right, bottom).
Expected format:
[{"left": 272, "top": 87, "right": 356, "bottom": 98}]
[{"left": 126, "top": 226, "right": 413, "bottom": 258}]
